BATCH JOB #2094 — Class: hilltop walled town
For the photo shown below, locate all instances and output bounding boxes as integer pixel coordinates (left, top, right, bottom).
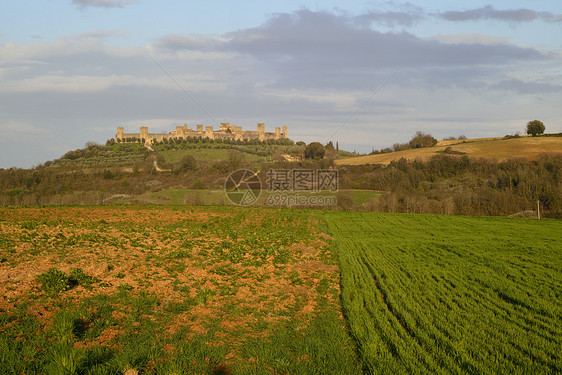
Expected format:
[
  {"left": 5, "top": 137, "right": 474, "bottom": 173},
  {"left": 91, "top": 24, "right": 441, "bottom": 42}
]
[{"left": 116, "top": 122, "right": 288, "bottom": 144}]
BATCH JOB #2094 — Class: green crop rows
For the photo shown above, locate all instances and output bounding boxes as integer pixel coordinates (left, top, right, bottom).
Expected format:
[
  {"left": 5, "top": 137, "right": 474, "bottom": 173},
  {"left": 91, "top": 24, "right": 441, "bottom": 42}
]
[{"left": 324, "top": 212, "right": 561, "bottom": 374}]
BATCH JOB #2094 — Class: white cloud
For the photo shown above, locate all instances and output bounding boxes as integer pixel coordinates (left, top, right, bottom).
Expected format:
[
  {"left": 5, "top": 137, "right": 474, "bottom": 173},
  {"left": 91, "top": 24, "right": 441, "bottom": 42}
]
[
  {"left": 0, "top": 73, "right": 228, "bottom": 93},
  {"left": 423, "top": 33, "right": 512, "bottom": 45},
  {"left": 0, "top": 74, "right": 139, "bottom": 93},
  {"left": 0, "top": 120, "right": 50, "bottom": 141},
  {"left": 71, "top": 29, "right": 129, "bottom": 40},
  {"left": 438, "top": 6, "right": 562, "bottom": 24},
  {"left": 0, "top": 36, "right": 141, "bottom": 61},
  {"left": 72, "top": 0, "right": 138, "bottom": 9}
]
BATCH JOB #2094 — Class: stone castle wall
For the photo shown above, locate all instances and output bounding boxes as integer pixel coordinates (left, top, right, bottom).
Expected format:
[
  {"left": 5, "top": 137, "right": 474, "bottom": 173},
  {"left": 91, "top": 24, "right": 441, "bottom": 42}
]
[{"left": 116, "top": 122, "right": 287, "bottom": 144}]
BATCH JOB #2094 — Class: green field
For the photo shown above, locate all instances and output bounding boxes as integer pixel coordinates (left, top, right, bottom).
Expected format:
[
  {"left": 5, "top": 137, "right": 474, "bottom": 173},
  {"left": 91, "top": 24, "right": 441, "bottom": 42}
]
[
  {"left": 134, "top": 189, "right": 227, "bottom": 205},
  {"left": 111, "top": 188, "right": 382, "bottom": 209},
  {"left": 2, "top": 206, "right": 560, "bottom": 374},
  {"left": 324, "top": 212, "right": 562, "bottom": 374},
  {"left": 159, "top": 148, "right": 266, "bottom": 163}
]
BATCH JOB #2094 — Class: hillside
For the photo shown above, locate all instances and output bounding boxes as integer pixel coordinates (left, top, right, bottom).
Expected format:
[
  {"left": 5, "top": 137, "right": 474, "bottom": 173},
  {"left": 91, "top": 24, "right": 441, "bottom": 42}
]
[
  {"left": 336, "top": 135, "right": 562, "bottom": 165},
  {"left": 1, "top": 134, "right": 561, "bottom": 217},
  {"left": 45, "top": 140, "right": 357, "bottom": 172}
]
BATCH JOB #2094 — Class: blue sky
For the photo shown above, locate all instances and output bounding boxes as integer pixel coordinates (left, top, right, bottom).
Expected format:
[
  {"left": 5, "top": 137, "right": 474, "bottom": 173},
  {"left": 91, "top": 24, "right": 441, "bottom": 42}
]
[{"left": 1, "top": 0, "right": 562, "bottom": 167}]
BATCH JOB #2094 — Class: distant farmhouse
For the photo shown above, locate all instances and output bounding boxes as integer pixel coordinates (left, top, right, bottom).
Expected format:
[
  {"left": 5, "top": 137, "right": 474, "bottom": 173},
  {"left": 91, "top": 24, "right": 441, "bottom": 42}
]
[{"left": 116, "top": 123, "right": 288, "bottom": 144}]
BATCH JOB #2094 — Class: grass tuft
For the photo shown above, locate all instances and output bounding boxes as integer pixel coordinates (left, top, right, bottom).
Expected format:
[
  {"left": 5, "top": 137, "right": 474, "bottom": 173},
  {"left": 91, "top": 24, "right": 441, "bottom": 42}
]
[{"left": 37, "top": 268, "right": 69, "bottom": 295}]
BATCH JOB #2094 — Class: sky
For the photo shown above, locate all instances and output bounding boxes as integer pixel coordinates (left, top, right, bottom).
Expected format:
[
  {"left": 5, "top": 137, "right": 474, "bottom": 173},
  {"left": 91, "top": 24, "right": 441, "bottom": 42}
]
[{"left": 1, "top": 0, "right": 562, "bottom": 168}]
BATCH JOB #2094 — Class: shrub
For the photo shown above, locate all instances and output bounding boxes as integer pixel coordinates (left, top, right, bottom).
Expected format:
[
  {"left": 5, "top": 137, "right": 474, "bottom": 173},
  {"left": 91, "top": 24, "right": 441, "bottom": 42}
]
[
  {"left": 37, "top": 268, "right": 69, "bottom": 295},
  {"left": 102, "top": 169, "right": 115, "bottom": 179},
  {"left": 176, "top": 155, "right": 197, "bottom": 173},
  {"left": 409, "top": 131, "right": 438, "bottom": 148},
  {"left": 336, "top": 191, "right": 355, "bottom": 210},
  {"left": 68, "top": 267, "right": 98, "bottom": 289}
]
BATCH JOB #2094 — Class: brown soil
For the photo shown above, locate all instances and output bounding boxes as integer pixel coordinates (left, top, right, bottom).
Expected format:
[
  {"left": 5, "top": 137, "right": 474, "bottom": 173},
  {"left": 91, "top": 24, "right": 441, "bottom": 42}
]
[{"left": 0, "top": 206, "right": 342, "bottom": 360}]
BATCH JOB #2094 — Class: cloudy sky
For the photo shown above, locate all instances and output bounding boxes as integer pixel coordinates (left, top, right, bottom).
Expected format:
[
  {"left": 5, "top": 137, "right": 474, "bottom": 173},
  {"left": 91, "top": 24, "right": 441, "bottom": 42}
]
[{"left": 1, "top": 0, "right": 561, "bottom": 168}]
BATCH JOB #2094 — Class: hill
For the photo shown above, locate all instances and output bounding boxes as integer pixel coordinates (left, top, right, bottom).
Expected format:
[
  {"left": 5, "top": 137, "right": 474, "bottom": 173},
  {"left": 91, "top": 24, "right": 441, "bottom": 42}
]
[
  {"left": 336, "top": 134, "right": 562, "bottom": 166},
  {"left": 1, "top": 134, "right": 561, "bottom": 217}
]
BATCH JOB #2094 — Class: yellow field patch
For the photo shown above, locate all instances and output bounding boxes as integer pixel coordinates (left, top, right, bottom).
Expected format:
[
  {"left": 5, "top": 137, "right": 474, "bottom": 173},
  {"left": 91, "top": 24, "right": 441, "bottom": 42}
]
[{"left": 336, "top": 135, "right": 562, "bottom": 165}]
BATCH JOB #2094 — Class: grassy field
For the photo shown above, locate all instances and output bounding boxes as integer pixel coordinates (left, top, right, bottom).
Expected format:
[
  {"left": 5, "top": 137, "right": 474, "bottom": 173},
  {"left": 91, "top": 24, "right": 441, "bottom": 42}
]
[
  {"left": 159, "top": 148, "right": 266, "bottom": 163},
  {"left": 109, "top": 188, "right": 382, "bottom": 209},
  {"left": 156, "top": 143, "right": 359, "bottom": 164},
  {"left": 0, "top": 206, "right": 359, "bottom": 374},
  {"left": 129, "top": 189, "right": 227, "bottom": 205},
  {"left": 336, "top": 135, "right": 562, "bottom": 165},
  {"left": 2, "top": 205, "right": 560, "bottom": 374},
  {"left": 324, "top": 211, "right": 562, "bottom": 374}
]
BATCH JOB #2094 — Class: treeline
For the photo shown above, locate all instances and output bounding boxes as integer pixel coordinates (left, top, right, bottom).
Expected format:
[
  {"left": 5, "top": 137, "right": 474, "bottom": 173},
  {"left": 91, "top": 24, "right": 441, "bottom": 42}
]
[
  {"left": 59, "top": 143, "right": 146, "bottom": 164},
  {"left": 338, "top": 154, "right": 562, "bottom": 217},
  {"left": 370, "top": 131, "right": 441, "bottom": 155},
  {"left": 2, "top": 144, "right": 561, "bottom": 218},
  {"left": 154, "top": 141, "right": 301, "bottom": 158}
]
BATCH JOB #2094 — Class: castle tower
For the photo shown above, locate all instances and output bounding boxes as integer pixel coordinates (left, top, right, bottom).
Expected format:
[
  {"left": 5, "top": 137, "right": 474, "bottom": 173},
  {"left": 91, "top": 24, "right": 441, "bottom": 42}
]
[
  {"left": 140, "top": 126, "right": 149, "bottom": 141},
  {"left": 231, "top": 125, "right": 243, "bottom": 136},
  {"left": 183, "top": 123, "right": 188, "bottom": 131},
  {"left": 282, "top": 126, "right": 288, "bottom": 139},
  {"left": 275, "top": 127, "right": 281, "bottom": 139},
  {"left": 205, "top": 126, "right": 214, "bottom": 139},
  {"left": 116, "top": 127, "right": 124, "bottom": 140},
  {"left": 220, "top": 122, "right": 229, "bottom": 131},
  {"left": 257, "top": 123, "right": 265, "bottom": 141},
  {"left": 197, "top": 124, "right": 204, "bottom": 132}
]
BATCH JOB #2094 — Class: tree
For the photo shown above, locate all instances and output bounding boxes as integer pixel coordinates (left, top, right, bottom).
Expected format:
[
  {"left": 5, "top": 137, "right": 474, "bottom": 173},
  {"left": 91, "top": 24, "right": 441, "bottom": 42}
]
[
  {"left": 176, "top": 155, "right": 197, "bottom": 173},
  {"left": 227, "top": 150, "right": 244, "bottom": 171},
  {"left": 304, "top": 142, "right": 326, "bottom": 159},
  {"left": 409, "top": 131, "right": 438, "bottom": 148},
  {"left": 325, "top": 141, "right": 335, "bottom": 151},
  {"left": 526, "top": 120, "right": 545, "bottom": 137}
]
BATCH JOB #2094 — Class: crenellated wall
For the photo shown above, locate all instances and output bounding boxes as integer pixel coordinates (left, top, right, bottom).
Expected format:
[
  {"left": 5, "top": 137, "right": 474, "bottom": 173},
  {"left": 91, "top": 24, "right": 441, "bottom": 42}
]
[{"left": 115, "top": 122, "right": 288, "bottom": 144}]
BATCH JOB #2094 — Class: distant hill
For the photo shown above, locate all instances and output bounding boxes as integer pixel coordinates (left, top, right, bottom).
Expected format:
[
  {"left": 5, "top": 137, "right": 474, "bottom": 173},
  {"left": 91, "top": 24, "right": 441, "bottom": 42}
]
[
  {"left": 45, "top": 140, "right": 303, "bottom": 172},
  {"left": 336, "top": 134, "right": 562, "bottom": 166}
]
